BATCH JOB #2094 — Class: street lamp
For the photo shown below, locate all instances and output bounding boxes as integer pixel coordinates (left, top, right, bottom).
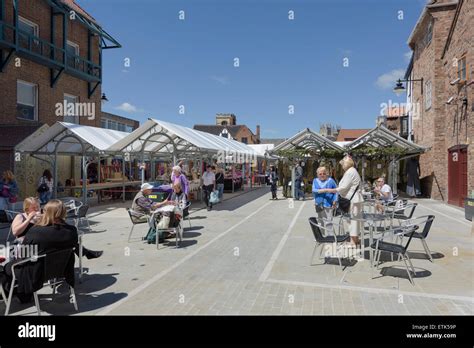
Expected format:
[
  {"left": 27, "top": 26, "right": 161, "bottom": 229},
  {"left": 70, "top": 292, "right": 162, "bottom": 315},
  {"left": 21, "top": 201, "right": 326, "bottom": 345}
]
[
  {"left": 392, "top": 78, "right": 424, "bottom": 96},
  {"left": 101, "top": 93, "right": 109, "bottom": 104}
]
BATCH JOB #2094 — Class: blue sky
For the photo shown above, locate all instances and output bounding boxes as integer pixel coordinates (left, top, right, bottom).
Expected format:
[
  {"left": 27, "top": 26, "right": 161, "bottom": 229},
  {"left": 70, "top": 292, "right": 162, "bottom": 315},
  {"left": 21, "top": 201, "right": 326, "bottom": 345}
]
[{"left": 77, "top": 0, "right": 426, "bottom": 138}]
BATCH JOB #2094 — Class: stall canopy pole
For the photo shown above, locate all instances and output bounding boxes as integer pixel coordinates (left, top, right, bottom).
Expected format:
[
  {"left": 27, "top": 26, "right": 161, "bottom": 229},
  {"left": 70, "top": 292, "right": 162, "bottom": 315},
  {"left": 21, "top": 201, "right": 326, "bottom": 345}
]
[
  {"left": 82, "top": 155, "right": 87, "bottom": 204},
  {"left": 122, "top": 157, "right": 126, "bottom": 202},
  {"left": 361, "top": 156, "right": 366, "bottom": 183}
]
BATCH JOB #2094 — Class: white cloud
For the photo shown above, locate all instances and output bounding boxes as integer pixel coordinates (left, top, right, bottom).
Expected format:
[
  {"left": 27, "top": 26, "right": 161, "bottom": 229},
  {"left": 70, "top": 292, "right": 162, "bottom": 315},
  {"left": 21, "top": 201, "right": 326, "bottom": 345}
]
[
  {"left": 114, "top": 102, "right": 142, "bottom": 113},
  {"left": 375, "top": 69, "right": 405, "bottom": 89},
  {"left": 210, "top": 75, "right": 229, "bottom": 85},
  {"left": 404, "top": 51, "right": 412, "bottom": 63}
]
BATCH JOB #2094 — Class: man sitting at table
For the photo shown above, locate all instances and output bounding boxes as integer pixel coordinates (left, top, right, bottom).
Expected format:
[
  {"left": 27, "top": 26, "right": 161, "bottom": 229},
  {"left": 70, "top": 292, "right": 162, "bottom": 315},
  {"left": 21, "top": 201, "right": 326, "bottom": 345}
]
[{"left": 131, "top": 183, "right": 169, "bottom": 220}]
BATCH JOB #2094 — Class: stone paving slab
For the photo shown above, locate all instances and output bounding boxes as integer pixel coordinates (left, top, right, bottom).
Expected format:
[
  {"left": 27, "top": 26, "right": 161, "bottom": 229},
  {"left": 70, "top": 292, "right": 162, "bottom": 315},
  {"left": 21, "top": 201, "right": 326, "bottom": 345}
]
[{"left": 1, "top": 187, "right": 472, "bottom": 315}]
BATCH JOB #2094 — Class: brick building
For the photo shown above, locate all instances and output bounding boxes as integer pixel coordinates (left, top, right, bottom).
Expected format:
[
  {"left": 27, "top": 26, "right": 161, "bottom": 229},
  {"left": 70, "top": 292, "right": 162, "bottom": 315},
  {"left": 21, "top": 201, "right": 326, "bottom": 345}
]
[
  {"left": 0, "top": 0, "right": 120, "bottom": 195},
  {"left": 335, "top": 129, "right": 370, "bottom": 142},
  {"left": 101, "top": 112, "right": 139, "bottom": 133},
  {"left": 405, "top": 0, "right": 473, "bottom": 206},
  {"left": 194, "top": 113, "right": 261, "bottom": 144},
  {"left": 376, "top": 106, "right": 409, "bottom": 138}
]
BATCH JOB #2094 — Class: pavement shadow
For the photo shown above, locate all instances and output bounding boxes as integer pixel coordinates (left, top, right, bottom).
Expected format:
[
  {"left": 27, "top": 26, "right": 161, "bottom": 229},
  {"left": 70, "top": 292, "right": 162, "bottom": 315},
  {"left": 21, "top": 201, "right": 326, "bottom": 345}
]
[
  {"left": 378, "top": 266, "right": 432, "bottom": 281},
  {"left": 189, "top": 216, "right": 207, "bottom": 220},
  {"left": 1, "top": 272, "right": 126, "bottom": 315},
  {"left": 183, "top": 231, "right": 202, "bottom": 238}
]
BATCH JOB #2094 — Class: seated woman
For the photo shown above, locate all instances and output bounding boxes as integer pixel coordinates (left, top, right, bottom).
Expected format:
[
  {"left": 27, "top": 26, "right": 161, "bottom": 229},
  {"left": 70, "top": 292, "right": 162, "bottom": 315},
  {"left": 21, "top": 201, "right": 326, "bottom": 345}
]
[
  {"left": 161, "top": 182, "right": 186, "bottom": 232},
  {"left": 15, "top": 199, "right": 102, "bottom": 259},
  {"left": 11, "top": 197, "right": 42, "bottom": 242},
  {"left": 374, "top": 177, "right": 393, "bottom": 212}
]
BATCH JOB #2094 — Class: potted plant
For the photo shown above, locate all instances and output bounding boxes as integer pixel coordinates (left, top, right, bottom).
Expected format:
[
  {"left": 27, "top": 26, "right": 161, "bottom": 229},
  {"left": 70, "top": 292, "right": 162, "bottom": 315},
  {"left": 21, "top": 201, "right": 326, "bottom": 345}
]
[{"left": 465, "top": 190, "right": 474, "bottom": 221}]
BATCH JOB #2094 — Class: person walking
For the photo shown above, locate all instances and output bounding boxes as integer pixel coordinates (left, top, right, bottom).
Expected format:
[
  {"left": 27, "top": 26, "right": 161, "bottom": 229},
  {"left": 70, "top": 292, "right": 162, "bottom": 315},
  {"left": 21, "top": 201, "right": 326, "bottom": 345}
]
[
  {"left": 269, "top": 165, "right": 278, "bottom": 199},
  {"left": 202, "top": 165, "right": 216, "bottom": 211},
  {"left": 38, "top": 169, "right": 54, "bottom": 204},
  {"left": 317, "top": 156, "right": 363, "bottom": 246},
  {"left": 294, "top": 162, "right": 304, "bottom": 200},
  {"left": 215, "top": 166, "right": 225, "bottom": 200},
  {"left": 0, "top": 170, "right": 18, "bottom": 210}
]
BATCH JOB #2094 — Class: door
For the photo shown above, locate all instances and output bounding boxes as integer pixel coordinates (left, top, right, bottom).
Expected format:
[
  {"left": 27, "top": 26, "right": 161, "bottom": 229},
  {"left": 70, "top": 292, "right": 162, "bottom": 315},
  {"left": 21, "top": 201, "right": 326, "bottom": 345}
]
[{"left": 448, "top": 146, "right": 468, "bottom": 207}]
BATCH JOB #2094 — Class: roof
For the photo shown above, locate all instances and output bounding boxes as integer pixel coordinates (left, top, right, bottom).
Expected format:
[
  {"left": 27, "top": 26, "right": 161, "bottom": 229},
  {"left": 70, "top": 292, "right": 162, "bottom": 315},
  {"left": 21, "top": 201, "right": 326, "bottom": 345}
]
[
  {"left": 407, "top": 0, "right": 458, "bottom": 47},
  {"left": 336, "top": 129, "right": 371, "bottom": 142},
  {"left": 270, "top": 128, "right": 345, "bottom": 154},
  {"left": 345, "top": 125, "right": 428, "bottom": 155},
  {"left": 15, "top": 122, "right": 129, "bottom": 155},
  {"left": 59, "top": 0, "right": 97, "bottom": 24},
  {"left": 0, "top": 124, "right": 42, "bottom": 148},
  {"left": 193, "top": 125, "right": 250, "bottom": 138},
  {"left": 109, "top": 119, "right": 261, "bottom": 159},
  {"left": 260, "top": 138, "right": 287, "bottom": 146}
]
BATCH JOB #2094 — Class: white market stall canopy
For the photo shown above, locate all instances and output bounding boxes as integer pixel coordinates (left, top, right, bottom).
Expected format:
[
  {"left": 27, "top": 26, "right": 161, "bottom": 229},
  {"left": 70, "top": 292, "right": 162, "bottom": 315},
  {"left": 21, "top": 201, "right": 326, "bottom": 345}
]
[
  {"left": 345, "top": 125, "right": 429, "bottom": 156},
  {"left": 270, "top": 128, "right": 345, "bottom": 154},
  {"left": 15, "top": 122, "right": 129, "bottom": 156},
  {"left": 108, "top": 118, "right": 262, "bottom": 159},
  {"left": 247, "top": 144, "right": 274, "bottom": 157}
]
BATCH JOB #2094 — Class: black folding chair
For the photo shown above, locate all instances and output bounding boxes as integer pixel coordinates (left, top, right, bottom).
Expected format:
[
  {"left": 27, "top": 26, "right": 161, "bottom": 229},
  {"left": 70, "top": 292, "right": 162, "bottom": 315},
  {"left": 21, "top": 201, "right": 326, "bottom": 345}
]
[
  {"left": 308, "top": 217, "right": 350, "bottom": 268},
  {"left": 4, "top": 248, "right": 78, "bottom": 315}
]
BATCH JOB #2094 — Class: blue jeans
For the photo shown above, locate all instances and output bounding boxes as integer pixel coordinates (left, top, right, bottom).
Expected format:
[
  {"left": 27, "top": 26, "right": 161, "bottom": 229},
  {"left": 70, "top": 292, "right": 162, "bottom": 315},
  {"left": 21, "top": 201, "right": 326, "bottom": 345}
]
[
  {"left": 40, "top": 191, "right": 52, "bottom": 204},
  {"left": 295, "top": 180, "right": 304, "bottom": 199},
  {"left": 217, "top": 183, "right": 224, "bottom": 199}
]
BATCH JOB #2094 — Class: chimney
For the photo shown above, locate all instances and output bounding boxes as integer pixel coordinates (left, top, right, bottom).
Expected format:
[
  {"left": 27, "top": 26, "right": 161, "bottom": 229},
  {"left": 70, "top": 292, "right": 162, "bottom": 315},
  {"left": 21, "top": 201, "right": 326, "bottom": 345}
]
[{"left": 256, "top": 125, "right": 260, "bottom": 140}]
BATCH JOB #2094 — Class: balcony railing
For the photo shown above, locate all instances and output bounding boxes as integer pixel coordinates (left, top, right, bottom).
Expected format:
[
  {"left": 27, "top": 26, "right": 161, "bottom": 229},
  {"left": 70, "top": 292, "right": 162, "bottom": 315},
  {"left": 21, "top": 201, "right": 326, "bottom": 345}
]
[{"left": 0, "top": 20, "right": 101, "bottom": 82}]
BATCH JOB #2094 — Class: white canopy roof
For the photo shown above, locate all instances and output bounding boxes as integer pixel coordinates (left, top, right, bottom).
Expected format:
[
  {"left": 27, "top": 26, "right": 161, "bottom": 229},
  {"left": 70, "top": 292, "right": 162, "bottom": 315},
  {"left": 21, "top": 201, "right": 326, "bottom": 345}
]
[
  {"left": 247, "top": 144, "right": 274, "bottom": 157},
  {"left": 108, "top": 118, "right": 261, "bottom": 159},
  {"left": 270, "top": 128, "right": 345, "bottom": 153},
  {"left": 15, "top": 122, "right": 129, "bottom": 155},
  {"left": 345, "top": 125, "right": 428, "bottom": 155}
]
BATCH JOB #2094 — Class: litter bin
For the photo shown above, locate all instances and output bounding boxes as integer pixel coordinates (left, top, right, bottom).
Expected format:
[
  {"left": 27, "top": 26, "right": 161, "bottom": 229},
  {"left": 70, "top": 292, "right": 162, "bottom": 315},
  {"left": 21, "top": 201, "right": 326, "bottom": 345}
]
[{"left": 465, "top": 198, "right": 474, "bottom": 221}]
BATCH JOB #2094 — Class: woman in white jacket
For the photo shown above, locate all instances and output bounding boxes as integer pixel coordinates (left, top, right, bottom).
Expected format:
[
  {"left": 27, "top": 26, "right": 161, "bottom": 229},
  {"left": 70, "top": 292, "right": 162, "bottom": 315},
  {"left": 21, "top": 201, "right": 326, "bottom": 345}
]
[{"left": 317, "top": 156, "right": 364, "bottom": 245}]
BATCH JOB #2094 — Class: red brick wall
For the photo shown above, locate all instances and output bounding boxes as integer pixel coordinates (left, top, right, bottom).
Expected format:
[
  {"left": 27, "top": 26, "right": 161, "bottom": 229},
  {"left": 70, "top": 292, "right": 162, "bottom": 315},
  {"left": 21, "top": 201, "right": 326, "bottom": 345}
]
[
  {"left": 411, "top": 5, "right": 457, "bottom": 200},
  {"left": 442, "top": 0, "right": 474, "bottom": 199},
  {"left": 0, "top": 0, "right": 101, "bottom": 127}
]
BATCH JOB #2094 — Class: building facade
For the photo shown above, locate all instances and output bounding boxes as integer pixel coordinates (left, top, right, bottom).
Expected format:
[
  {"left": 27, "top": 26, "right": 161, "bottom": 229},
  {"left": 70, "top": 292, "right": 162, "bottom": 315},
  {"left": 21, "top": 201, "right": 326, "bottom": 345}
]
[
  {"left": 101, "top": 112, "right": 139, "bottom": 133},
  {"left": 406, "top": 0, "right": 473, "bottom": 206},
  {"left": 194, "top": 113, "right": 261, "bottom": 144},
  {"left": 0, "top": 0, "right": 120, "bottom": 196}
]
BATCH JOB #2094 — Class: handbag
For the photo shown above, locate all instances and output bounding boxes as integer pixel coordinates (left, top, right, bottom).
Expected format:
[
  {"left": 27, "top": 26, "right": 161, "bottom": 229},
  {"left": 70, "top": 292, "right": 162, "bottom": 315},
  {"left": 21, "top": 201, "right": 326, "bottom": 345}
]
[
  {"left": 157, "top": 215, "right": 170, "bottom": 229},
  {"left": 37, "top": 177, "right": 49, "bottom": 193},
  {"left": 337, "top": 184, "right": 359, "bottom": 214},
  {"left": 209, "top": 190, "right": 219, "bottom": 204}
]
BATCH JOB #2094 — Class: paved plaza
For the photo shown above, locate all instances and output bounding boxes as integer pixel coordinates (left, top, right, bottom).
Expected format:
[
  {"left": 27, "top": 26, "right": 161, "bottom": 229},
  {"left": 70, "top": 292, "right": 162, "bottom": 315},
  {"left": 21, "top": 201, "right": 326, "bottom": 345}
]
[{"left": 1, "top": 187, "right": 473, "bottom": 315}]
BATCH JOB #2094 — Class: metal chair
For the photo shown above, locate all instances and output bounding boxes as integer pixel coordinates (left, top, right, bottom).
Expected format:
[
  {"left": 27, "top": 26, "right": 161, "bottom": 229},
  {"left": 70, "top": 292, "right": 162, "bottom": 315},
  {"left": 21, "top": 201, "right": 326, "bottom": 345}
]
[
  {"left": 127, "top": 208, "right": 148, "bottom": 242},
  {"left": 401, "top": 215, "right": 435, "bottom": 262},
  {"left": 308, "top": 217, "right": 350, "bottom": 268},
  {"left": 371, "top": 225, "right": 418, "bottom": 285},
  {"left": 393, "top": 202, "right": 418, "bottom": 226},
  {"left": 4, "top": 248, "right": 78, "bottom": 315},
  {"left": 4, "top": 210, "right": 21, "bottom": 242},
  {"left": 183, "top": 201, "right": 192, "bottom": 229}
]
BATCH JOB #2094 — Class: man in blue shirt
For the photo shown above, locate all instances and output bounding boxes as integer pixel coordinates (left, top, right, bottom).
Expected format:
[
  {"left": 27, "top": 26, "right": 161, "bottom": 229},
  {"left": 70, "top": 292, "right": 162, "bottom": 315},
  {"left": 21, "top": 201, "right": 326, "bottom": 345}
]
[{"left": 312, "top": 167, "right": 338, "bottom": 225}]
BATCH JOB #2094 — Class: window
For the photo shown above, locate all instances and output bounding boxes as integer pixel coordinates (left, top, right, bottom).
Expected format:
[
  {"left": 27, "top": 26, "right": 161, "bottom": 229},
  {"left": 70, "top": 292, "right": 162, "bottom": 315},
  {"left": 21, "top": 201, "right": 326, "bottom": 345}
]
[
  {"left": 241, "top": 137, "right": 248, "bottom": 144},
  {"left": 458, "top": 56, "right": 467, "bottom": 82},
  {"left": 117, "top": 123, "right": 126, "bottom": 132},
  {"left": 400, "top": 116, "right": 409, "bottom": 138},
  {"left": 125, "top": 125, "right": 134, "bottom": 133},
  {"left": 101, "top": 119, "right": 107, "bottom": 128},
  {"left": 17, "top": 80, "right": 38, "bottom": 120},
  {"left": 66, "top": 41, "right": 80, "bottom": 69},
  {"left": 426, "top": 20, "right": 433, "bottom": 45},
  {"left": 18, "top": 17, "right": 39, "bottom": 50},
  {"left": 63, "top": 94, "right": 79, "bottom": 124},
  {"left": 107, "top": 119, "right": 117, "bottom": 130},
  {"left": 425, "top": 80, "right": 432, "bottom": 110}
]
